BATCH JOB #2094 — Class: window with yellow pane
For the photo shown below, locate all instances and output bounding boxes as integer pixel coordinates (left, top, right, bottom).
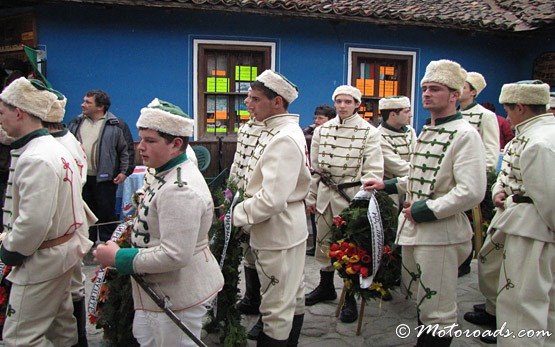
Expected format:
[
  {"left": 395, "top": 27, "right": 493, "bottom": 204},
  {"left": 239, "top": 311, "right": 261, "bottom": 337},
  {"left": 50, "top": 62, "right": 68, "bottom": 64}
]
[
  {"left": 350, "top": 52, "right": 413, "bottom": 127},
  {"left": 197, "top": 44, "right": 271, "bottom": 138}
]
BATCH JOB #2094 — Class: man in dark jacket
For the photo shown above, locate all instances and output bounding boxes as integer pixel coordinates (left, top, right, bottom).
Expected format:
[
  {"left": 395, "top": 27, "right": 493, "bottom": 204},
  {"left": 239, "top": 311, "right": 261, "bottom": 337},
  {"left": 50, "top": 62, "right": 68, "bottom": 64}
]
[{"left": 68, "top": 90, "right": 135, "bottom": 242}]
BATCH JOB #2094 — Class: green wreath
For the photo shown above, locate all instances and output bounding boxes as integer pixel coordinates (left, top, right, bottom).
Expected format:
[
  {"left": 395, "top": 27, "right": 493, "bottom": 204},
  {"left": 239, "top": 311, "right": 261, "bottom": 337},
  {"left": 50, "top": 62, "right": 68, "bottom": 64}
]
[
  {"left": 204, "top": 183, "right": 248, "bottom": 347},
  {"left": 328, "top": 191, "right": 400, "bottom": 300}
]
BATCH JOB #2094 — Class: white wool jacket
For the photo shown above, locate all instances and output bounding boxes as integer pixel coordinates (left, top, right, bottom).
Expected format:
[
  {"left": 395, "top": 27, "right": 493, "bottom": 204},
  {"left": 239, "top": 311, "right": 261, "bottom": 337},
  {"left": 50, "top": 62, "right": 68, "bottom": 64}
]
[
  {"left": 490, "top": 114, "right": 555, "bottom": 243},
  {"left": 233, "top": 114, "right": 311, "bottom": 250},
  {"left": 116, "top": 154, "right": 224, "bottom": 311},
  {"left": 1, "top": 129, "right": 92, "bottom": 284},
  {"left": 461, "top": 102, "right": 500, "bottom": 170},
  {"left": 229, "top": 118, "right": 265, "bottom": 191},
  {"left": 306, "top": 113, "right": 384, "bottom": 216},
  {"left": 377, "top": 123, "right": 417, "bottom": 180},
  {"left": 386, "top": 113, "right": 486, "bottom": 245}
]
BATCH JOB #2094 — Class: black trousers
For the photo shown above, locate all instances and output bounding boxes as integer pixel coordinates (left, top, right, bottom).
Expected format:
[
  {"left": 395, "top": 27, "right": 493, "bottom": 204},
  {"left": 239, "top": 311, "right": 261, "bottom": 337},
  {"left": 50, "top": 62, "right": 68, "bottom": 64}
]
[{"left": 83, "top": 176, "right": 118, "bottom": 242}]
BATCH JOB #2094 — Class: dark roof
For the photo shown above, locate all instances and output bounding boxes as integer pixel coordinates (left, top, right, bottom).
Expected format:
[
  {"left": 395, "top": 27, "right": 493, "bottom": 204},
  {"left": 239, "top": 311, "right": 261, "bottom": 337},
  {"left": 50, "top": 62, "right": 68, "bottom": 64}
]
[{"left": 6, "top": 0, "right": 555, "bottom": 32}]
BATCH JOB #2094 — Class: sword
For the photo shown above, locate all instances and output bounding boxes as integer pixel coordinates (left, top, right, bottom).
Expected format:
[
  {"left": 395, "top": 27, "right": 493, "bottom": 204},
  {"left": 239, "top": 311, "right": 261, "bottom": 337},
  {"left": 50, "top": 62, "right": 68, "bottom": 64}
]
[
  {"left": 312, "top": 170, "right": 360, "bottom": 202},
  {"left": 132, "top": 274, "right": 208, "bottom": 347}
]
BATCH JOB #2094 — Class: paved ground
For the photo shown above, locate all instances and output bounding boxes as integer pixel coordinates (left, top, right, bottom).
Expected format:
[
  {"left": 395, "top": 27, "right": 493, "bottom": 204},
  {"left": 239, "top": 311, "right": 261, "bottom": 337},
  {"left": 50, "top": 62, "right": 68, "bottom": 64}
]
[{"left": 84, "top": 254, "right": 491, "bottom": 347}]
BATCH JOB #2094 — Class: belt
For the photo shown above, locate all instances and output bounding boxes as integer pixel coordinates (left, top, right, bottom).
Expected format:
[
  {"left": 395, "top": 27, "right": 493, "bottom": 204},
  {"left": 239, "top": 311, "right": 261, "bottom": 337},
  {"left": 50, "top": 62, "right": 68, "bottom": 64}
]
[
  {"left": 38, "top": 233, "right": 74, "bottom": 250},
  {"left": 512, "top": 195, "right": 533, "bottom": 204}
]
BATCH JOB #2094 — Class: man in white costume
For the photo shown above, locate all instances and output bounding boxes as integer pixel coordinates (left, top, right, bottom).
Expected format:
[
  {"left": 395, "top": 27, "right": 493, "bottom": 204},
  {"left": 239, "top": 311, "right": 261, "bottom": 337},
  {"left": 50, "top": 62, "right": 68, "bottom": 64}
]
[
  {"left": 364, "top": 59, "right": 486, "bottom": 346},
  {"left": 232, "top": 70, "right": 310, "bottom": 345},
  {"left": 0, "top": 77, "right": 91, "bottom": 346},
  {"left": 305, "top": 85, "right": 383, "bottom": 323},
  {"left": 492, "top": 80, "right": 555, "bottom": 347}
]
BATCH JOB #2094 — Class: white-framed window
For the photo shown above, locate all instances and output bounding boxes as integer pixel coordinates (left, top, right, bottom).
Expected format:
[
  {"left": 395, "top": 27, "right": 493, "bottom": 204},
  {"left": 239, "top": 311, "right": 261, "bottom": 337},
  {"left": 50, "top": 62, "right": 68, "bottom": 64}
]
[{"left": 192, "top": 39, "right": 275, "bottom": 139}]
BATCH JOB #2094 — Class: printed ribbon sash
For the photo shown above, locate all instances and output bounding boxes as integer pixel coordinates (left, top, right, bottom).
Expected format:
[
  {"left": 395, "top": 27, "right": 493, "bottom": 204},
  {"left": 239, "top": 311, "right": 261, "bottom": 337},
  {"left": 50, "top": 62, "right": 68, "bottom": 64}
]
[
  {"left": 87, "top": 220, "right": 133, "bottom": 318},
  {"left": 211, "top": 191, "right": 241, "bottom": 317},
  {"left": 353, "top": 190, "right": 384, "bottom": 289}
]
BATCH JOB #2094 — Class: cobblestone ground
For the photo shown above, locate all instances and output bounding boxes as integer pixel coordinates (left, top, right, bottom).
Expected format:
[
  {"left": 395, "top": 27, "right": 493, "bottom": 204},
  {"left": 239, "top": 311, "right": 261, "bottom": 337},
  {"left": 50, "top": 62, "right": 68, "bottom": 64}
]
[{"left": 84, "top": 254, "right": 490, "bottom": 347}]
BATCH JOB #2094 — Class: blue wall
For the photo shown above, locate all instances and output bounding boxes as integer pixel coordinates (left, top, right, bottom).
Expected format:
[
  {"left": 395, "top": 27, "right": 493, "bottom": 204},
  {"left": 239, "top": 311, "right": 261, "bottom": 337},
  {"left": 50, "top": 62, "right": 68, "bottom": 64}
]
[{"left": 35, "top": 4, "right": 554, "bottom": 139}]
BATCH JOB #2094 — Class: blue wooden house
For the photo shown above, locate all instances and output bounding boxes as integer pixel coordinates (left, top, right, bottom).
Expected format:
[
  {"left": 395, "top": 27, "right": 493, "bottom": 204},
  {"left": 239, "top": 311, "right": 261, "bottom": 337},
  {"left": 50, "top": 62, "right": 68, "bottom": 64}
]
[{"left": 1, "top": 0, "right": 554, "bottom": 174}]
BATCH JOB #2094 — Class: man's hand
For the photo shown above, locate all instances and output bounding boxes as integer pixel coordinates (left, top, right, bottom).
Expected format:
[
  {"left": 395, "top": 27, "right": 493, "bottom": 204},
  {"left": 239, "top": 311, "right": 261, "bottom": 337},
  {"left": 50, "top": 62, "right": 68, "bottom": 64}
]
[
  {"left": 493, "top": 192, "right": 507, "bottom": 209},
  {"left": 306, "top": 204, "right": 316, "bottom": 214},
  {"left": 401, "top": 201, "right": 415, "bottom": 223},
  {"left": 363, "top": 178, "right": 385, "bottom": 191},
  {"left": 94, "top": 241, "right": 120, "bottom": 268},
  {"left": 113, "top": 173, "right": 127, "bottom": 184}
]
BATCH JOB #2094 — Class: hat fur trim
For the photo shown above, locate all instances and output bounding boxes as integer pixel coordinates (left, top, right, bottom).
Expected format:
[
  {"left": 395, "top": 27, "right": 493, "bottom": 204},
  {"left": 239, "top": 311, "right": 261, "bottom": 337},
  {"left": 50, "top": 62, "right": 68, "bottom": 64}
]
[
  {"left": 0, "top": 77, "right": 58, "bottom": 120},
  {"left": 466, "top": 72, "right": 487, "bottom": 96},
  {"left": 420, "top": 59, "right": 467, "bottom": 94},
  {"left": 332, "top": 85, "right": 362, "bottom": 103},
  {"left": 379, "top": 96, "right": 410, "bottom": 110},
  {"left": 137, "top": 107, "right": 194, "bottom": 137},
  {"left": 44, "top": 97, "right": 67, "bottom": 123},
  {"left": 499, "top": 81, "right": 550, "bottom": 105},
  {"left": 256, "top": 70, "right": 298, "bottom": 103}
]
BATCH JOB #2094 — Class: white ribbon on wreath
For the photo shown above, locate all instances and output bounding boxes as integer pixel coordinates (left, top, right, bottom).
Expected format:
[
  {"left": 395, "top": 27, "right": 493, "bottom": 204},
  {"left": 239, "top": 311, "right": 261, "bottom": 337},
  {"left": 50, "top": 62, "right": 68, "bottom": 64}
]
[{"left": 353, "top": 190, "right": 384, "bottom": 289}]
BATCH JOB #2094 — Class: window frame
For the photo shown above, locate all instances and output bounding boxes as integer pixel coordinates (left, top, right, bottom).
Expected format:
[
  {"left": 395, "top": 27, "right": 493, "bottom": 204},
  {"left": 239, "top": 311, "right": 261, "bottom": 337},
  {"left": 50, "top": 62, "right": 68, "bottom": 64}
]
[
  {"left": 347, "top": 47, "right": 417, "bottom": 126},
  {"left": 192, "top": 39, "right": 276, "bottom": 140}
]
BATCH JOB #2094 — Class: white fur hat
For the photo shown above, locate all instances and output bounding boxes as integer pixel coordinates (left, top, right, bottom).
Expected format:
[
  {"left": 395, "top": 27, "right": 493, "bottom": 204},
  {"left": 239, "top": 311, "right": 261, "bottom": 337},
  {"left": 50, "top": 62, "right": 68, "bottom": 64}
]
[
  {"left": 256, "top": 70, "right": 299, "bottom": 103},
  {"left": 137, "top": 98, "right": 193, "bottom": 137},
  {"left": 332, "top": 85, "right": 362, "bottom": 103},
  {"left": 43, "top": 95, "right": 67, "bottom": 123},
  {"left": 420, "top": 59, "right": 467, "bottom": 94},
  {"left": 378, "top": 96, "right": 410, "bottom": 110},
  {"left": 466, "top": 72, "right": 487, "bottom": 96},
  {"left": 0, "top": 77, "right": 58, "bottom": 120},
  {"left": 498, "top": 80, "right": 550, "bottom": 106}
]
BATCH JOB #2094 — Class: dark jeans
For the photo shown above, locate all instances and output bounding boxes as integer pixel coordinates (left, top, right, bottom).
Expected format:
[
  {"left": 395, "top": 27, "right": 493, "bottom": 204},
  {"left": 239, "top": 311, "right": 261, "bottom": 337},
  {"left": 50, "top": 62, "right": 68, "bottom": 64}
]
[{"left": 83, "top": 176, "right": 118, "bottom": 242}]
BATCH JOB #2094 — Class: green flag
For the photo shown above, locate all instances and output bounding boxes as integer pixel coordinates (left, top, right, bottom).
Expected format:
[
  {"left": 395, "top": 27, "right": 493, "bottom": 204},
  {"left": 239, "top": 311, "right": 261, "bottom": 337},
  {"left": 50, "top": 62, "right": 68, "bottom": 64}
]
[{"left": 23, "top": 45, "right": 52, "bottom": 88}]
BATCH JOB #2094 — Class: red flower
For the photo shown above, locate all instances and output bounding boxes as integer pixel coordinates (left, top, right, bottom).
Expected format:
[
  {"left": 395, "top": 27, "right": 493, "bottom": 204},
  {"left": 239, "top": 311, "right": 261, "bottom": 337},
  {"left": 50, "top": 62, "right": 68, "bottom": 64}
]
[
  {"left": 332, "top": 216, "right": 347, "bottom": 227},
  {"left": 383, "top": 245, "right": 392, "bottom": 255},
  {"left": 88, "top": 313, "right": 98, "bottom": 324},
  {"left": 360, "top": 266, "right": 369, "bottom": 278},
  {"left": 0, "top": 286, "right": 7, "bottom": 306},
  {"left": 361, "top": 254, "right": 371, "bottom": 263},
  {"left": 330, "top": 243, "right": 340, "bottom": 251}
]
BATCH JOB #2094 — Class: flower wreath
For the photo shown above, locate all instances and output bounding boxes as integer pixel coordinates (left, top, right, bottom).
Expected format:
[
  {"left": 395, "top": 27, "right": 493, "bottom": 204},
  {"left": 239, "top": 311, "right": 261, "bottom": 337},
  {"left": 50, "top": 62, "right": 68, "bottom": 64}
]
[
  {"left": 88, "top": 222, "right": 138, "bottom": 346},
  {"left": 204, "top": 182, "right": 248, "bottom": 347},
  {"left": 328, "top": 190, "right": 401, "bottom": 300}
]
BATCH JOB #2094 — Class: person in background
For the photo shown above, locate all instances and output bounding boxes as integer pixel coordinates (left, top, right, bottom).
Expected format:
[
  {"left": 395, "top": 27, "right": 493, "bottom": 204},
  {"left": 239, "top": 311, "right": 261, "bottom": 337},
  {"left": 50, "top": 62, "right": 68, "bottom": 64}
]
[
  {"left": 548, "top": 92, "right": 555, "bottom": 115},
  {"left": 0, "top": 77, "right": 91, "bottom": 346},
  {"left": 364, "top": 59, "right": 486, "bottom": 346},
  {"left": 482, "top": 102, "right": 514, "bottom": 150},
  {"left": 303, "top": 104, "right": 336, "bottom": 257},
  {"left": 377, "top": 95, "right": 416, "bottom": 192},
  {"left": 458, "top": 72, "right": 499, "bottom": 277},
  {"left": 228, "top": 89, "right": 266, "bottom": 339},
  {"left": 305, "top": 85, "right": 383, "bottom": 323},
  {"left": 95, "top": 98, "right": 224, "bottom": 346},
  {"left": 43, "top": 91, "right": 96, "bottom": 347},
  {"left": 68, "top": 90, "right": 135, "bottom": 243}
]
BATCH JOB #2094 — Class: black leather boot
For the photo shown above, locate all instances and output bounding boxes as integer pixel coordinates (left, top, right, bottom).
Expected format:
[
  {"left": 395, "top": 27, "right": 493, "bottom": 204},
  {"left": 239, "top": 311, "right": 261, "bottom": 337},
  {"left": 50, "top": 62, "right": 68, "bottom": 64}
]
[
  {"left": 286, "top": 314, "right": 304, "bottom": 346},
  {"left": 71, "top": 298, "right": 88, "bottom": 347},
  {"left": 339, "top": 292, "right": 358, "bottom": 323},
  {"left": 464, "top": 310, "right": 496, "bottom": 328},
  {"left": 248, "top": 316, "right": 264, "bottom": 340},
  {"left": 473, "top": 302, "right": 485, "bottom": 313},
  {"left": 416, "top": 329, "right": 453, "bottom": 347},
  {"left": 257, "top": 331, "right": 287, "bottom": 347},
  {"left": 305, "top": 270, "right": 337, "bottom": 306},
  {"left": 237, "top": 266, "right": 261, "bottom": 315},
  {"left": 458, "top": 253, "right": 472, "bottom": 277}
]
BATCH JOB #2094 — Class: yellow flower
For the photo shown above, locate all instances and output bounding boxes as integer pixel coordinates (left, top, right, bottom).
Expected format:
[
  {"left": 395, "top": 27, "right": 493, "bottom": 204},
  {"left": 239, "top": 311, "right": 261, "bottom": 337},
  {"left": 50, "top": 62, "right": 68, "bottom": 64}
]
[
  {"left": 333, "top": 261, "right": 343, "bottom": 270},
  {"left": 346, "top": 266, "right": 357, "bottom": 275},
  {"left": 348, "top": 255, "right": 360, "bottom": 263},
  {"left": 370, "top": 282, "right": 387, "bottom": 296}
]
